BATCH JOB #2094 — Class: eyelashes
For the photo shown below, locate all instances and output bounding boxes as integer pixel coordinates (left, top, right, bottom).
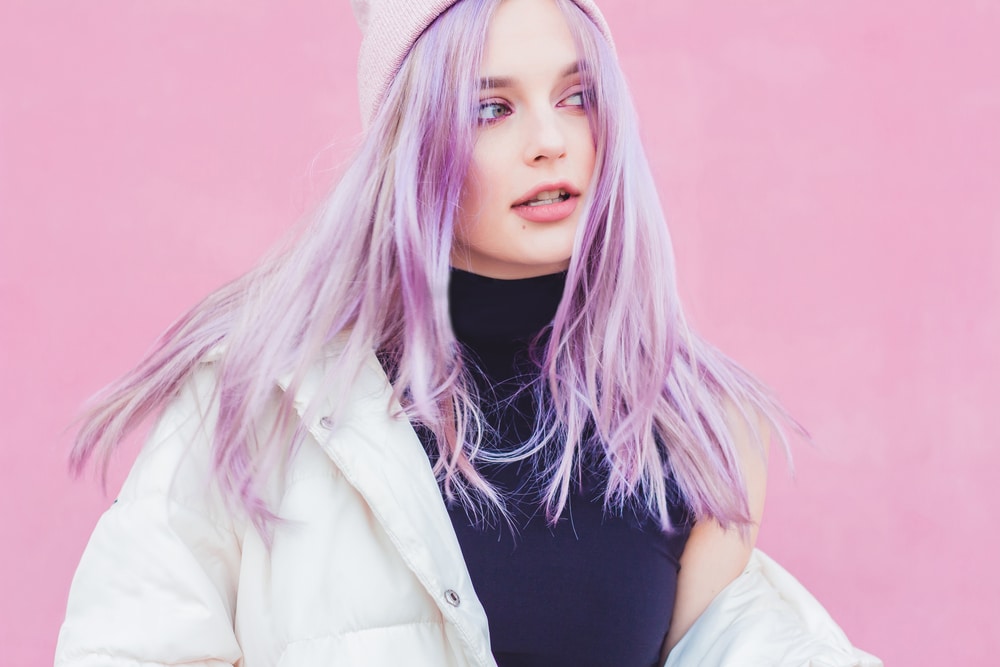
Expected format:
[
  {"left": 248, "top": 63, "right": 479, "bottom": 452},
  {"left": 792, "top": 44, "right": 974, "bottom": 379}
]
[
  {"left": 477, "top": 101, "right": 513, "bottom": 123},
  {"left": 476, "top": 88, "right": 592, "bottom": 126}
]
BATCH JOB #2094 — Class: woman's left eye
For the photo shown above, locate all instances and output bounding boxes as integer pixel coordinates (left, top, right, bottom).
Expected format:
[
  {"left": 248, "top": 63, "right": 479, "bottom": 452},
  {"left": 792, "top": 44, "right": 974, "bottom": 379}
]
[
  {"left": 562, "top": 91, "right": 586, "bottom": 108},
  {"left": 478, "top": 101, "right": 512, "bottom": 122}
]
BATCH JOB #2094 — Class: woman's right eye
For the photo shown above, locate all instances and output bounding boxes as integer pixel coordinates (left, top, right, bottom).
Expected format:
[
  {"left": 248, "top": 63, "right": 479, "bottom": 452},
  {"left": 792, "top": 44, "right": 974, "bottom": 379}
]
[{"left": 477, "top": 101, "right": 512, "bottom": 123}]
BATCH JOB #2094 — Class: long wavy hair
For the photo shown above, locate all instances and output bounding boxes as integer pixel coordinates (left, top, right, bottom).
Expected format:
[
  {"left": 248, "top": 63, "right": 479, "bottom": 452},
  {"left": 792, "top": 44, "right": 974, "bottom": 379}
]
[{"left": 72, "top": 0, "right": 791, "bottom": 536}]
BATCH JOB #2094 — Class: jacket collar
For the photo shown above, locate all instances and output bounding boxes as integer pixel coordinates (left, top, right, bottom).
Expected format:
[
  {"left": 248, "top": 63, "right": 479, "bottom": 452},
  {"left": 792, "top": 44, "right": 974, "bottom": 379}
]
[{"left": 276, "top": 351, "right": 496, "bottom": 667}]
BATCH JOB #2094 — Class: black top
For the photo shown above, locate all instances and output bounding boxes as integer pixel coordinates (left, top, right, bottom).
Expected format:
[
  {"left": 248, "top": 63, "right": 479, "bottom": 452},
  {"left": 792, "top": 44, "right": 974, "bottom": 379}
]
[{"left": 417, "top": 269, "right": 692, "bottom": 667}]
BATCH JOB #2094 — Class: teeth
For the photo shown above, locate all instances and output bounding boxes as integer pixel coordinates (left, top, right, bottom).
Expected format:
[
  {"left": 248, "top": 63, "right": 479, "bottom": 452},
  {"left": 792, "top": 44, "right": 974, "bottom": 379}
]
[{"left": 524, "top": 189, "right": 569, "bottom": 206}]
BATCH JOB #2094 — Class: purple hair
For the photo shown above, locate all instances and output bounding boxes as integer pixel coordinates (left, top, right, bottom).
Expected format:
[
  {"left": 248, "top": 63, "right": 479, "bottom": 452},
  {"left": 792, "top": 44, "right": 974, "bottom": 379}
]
[{"left": 72, "top": 0, "right": 792, "bottom": 536}]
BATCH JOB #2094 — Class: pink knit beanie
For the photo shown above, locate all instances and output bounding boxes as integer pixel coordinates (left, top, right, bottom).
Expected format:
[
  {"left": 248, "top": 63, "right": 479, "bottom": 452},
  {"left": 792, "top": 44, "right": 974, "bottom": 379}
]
[{"left": 351, "top": 0, "right": 614, "bottom": 127}]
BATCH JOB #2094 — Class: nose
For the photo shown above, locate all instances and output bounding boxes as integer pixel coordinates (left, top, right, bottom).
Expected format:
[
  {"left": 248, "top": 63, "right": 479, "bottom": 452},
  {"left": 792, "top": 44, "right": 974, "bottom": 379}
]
[{"left": 523, "top": 108, "right": 568, "bottom": 164}]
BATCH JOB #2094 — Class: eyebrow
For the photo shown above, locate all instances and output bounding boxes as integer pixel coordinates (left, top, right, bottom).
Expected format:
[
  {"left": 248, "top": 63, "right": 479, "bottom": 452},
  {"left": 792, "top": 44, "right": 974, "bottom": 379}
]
[{"left": 479, "top": 61, "right": 582, "bottom": 90}]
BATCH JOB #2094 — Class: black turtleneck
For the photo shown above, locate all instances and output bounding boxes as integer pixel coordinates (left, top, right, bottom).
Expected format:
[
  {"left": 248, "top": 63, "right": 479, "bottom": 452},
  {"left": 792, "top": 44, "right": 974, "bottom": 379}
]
[{"left": 419, "top": 268, "right": 692, "bottom": 667}]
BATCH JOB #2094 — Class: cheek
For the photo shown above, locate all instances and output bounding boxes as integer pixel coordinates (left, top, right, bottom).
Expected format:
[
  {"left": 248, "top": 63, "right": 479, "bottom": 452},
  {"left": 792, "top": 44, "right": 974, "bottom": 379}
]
[
  {"left": 575, "top": 127, "right": 597, "bottom": 176},
  {"left": 457, "top": 173, "right": 484, "bottom": 234},
  {"left": 455, "top": 168, "right": 490, "bottom": 250},
  {"left": 459, "top": 149, "right": 489, "bottom": 212},
  {"left": 458, "top": 146, "right": 506, "bottom": 227}
]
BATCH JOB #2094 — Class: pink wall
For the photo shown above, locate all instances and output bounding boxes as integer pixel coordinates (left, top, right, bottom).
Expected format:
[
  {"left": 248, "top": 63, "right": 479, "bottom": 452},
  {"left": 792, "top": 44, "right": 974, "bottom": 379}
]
[{"left": 2, "top": 1, "right": 997, "bottom": 664}]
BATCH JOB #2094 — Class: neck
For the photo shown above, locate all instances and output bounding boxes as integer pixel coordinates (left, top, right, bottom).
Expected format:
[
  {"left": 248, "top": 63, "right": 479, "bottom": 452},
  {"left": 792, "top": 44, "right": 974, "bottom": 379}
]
[{"left": 448, "top": 268, "right": 567, "bottom": 346}]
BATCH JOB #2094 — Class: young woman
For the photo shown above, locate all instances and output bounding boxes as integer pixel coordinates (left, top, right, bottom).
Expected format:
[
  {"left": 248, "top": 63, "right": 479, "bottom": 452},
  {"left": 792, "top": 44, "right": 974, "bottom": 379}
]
[{"left": 56, "top": 0, "right": 881, "bottom": 666}]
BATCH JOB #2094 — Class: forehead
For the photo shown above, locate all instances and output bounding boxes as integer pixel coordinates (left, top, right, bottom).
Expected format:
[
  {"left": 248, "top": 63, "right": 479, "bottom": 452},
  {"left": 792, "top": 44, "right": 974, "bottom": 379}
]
[{"left": 482, "top": 0, "right": 579, "bottom": 75}]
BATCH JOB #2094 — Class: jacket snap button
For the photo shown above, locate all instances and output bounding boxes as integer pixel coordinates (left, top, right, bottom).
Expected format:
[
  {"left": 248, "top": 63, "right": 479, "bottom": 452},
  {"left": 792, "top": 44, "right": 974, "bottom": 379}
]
[
  {"left": 319, "top": 416, "right": 334, "bottom": 429},
  {"left": 444, "top": 589, "right": 461, "bottom": 607}
]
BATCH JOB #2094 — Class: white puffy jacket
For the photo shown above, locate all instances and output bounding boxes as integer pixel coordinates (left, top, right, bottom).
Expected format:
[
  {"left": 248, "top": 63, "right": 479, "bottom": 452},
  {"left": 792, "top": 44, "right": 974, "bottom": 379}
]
[{"left": 56, "top": 352, "right": 882, "bottom": 667}]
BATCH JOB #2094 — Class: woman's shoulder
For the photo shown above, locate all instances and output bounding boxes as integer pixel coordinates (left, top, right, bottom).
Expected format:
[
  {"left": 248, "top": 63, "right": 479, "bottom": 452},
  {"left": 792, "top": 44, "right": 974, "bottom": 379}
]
[
  {"left": 719, "top": 396, "right": 772, "bottom": 465},
  {"left": 118, "top": 339, "right": 387, "bottom": 511},
  {"left": 112, "top": 354, "right": 237, "bottom": 517}
]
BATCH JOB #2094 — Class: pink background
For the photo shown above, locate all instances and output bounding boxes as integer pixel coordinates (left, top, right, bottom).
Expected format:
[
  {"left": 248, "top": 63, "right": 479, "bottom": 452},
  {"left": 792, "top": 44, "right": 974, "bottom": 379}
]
[{"left": 2, "top": 1, "right": 997, "bottom": 664}]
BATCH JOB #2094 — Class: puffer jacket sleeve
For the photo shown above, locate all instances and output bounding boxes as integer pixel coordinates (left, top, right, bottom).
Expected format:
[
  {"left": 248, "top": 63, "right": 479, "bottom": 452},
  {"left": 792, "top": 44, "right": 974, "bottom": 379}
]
[
  {"left": 55, "top": 368, "right": 244, "bottom": 667},
  {"left": 665, "top": 550, "right": 883, "bottom": 667}
]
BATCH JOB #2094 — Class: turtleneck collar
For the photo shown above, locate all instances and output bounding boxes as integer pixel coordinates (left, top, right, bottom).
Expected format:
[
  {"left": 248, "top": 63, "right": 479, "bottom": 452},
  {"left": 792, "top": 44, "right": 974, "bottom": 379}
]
[{"left": 448, "top": 268, "right": 567, "bottom": 345}]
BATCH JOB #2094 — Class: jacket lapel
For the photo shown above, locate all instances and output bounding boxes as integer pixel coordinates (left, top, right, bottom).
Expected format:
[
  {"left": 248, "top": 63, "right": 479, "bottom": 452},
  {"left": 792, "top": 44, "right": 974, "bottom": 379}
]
[{"left": 277, "top": 352, "right": 496, "bottom": 667}]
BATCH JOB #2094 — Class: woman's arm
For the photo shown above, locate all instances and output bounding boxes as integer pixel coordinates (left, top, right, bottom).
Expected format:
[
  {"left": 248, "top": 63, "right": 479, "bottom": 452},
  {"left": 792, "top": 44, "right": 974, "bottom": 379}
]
[
  {"left": 56, "top": 369, "right": 244, "bottom": 667},
  {"left": 661, "top": 403, "right": 771, "bottom": 659}
]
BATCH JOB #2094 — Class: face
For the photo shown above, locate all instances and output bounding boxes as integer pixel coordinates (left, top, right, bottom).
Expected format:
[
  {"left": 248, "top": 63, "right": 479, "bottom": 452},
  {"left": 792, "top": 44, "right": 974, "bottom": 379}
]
[{"left": 450, "top": 0, "right": 597, "bottom": 279}]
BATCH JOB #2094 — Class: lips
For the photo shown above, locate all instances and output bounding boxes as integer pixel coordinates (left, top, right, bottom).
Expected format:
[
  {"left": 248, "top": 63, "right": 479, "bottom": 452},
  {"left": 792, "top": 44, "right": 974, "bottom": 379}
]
[
  {"left": 522, "top": 189, "right": 571, "bottom": 206},
  {"left": 510, "top": 182, "right": 581, "bottom": 224},
  {"left": 513, "top": 182, "right": 581, "bottom": 208}
]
